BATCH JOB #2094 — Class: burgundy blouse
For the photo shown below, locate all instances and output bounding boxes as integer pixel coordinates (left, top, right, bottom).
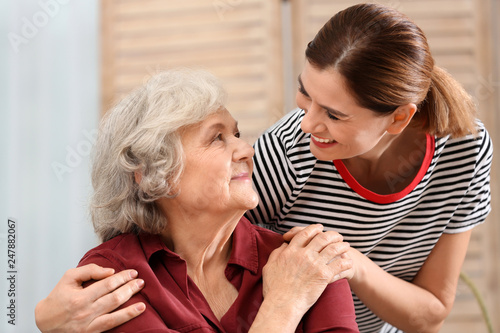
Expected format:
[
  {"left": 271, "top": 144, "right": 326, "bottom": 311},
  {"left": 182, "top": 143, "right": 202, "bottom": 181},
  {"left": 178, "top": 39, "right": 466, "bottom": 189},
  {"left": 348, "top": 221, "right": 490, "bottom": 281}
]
[{"left": 78, "top": 217, "right": 358, "bottom": 332}]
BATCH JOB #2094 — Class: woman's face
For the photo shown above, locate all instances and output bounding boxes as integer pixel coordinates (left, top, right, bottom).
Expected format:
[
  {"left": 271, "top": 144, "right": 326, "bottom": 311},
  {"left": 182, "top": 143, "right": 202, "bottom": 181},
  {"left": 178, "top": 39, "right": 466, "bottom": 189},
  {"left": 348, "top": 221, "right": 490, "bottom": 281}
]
[
  {"left": 174, "top": 108, "right": 259, "bottom": 215},
  {"left": 296, "top": 61, "right": 394, "bottom": 161}
]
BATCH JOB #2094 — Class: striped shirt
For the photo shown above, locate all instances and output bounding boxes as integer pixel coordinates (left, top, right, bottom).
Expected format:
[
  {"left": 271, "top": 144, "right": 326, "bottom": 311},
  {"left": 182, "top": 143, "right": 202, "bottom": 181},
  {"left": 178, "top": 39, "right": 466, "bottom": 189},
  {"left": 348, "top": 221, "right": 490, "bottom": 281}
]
[{"left": 245, "top": 109, "right": 492, "bottom": 333}]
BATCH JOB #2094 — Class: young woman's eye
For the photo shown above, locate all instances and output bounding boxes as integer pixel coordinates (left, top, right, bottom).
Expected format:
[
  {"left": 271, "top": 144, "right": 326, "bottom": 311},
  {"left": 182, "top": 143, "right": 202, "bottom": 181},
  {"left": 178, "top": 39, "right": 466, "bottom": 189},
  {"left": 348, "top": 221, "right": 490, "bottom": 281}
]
[
  {"left": 327, "top": 112, "right": 340, "bottom": 121},
  {"left": 234, "top": 131, "right": 241, "bottom": 138},
  {"left": 298, "top": 85, "right": 309, "bottom": 97}
]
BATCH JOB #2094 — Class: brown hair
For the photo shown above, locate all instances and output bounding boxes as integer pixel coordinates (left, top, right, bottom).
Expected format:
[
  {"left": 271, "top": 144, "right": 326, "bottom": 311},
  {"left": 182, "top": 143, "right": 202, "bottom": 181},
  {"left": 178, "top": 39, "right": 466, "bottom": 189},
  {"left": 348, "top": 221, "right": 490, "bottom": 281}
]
[{"left": 305, "top": 3, "right": 477, "bottom": 138}]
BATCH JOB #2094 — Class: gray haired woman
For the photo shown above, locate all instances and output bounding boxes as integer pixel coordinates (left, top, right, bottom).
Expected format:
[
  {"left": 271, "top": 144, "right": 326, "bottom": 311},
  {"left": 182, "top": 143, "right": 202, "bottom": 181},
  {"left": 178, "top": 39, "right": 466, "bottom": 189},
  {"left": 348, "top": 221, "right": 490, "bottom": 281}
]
[{"left": 36, "top": 69, "right": 357, "bottom": 332}]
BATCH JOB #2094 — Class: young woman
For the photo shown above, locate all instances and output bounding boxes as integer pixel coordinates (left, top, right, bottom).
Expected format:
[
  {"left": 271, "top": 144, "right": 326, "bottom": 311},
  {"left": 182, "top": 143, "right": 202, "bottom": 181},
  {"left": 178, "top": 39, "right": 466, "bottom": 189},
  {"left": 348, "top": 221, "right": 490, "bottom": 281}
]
[
  {"left": 36, "top": 3, "right": 492, "bottom": 333},
  {"left": 246, "top": 4, "right": 492, "bottom": 332}
]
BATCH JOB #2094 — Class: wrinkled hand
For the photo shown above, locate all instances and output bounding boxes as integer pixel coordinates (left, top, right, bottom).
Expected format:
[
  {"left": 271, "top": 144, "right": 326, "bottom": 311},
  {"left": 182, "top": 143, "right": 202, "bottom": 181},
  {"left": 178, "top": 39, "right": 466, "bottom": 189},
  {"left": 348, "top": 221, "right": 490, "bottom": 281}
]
[
  {"left": 262, "top": 224, "right": 353, "bottom": 315},
  {"left": 35, "top": 264, "right": 145, "bottom": 333},
  {"left": 283, "top": 225, "right": 355, "bottom": 281}
]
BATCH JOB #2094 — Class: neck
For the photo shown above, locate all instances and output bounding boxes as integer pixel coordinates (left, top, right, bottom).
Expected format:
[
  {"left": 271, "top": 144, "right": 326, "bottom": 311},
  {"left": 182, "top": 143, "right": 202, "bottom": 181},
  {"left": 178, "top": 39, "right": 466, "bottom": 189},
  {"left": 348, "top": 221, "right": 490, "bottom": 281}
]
[
  {"left": 164, "top": 220, "right": 235, "bottom": 276},
  {"left": 342, "top": 127, "right": 426, "bottom": 194},
  {"left": 157, "top": 200, "right": 244, "bottom": 276},
  {"left": 348, "top": 126, "right": 424, "bottom": 170},
  {"left": 347, "top": 132, "right": 400, "bottom": 173}
]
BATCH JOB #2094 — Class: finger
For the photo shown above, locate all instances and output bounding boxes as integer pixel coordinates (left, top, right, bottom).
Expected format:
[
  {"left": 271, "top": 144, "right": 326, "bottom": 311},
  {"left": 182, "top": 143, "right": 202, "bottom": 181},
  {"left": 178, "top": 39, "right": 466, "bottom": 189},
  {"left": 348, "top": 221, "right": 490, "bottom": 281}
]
[
  {"left": 327, "top": 257, "right": 354, "bottom": 283},
  {"left": 93, "top": 279, "right": 145, "bottom": 315},
  {"left": 266, "top": 242, "right": 287, "bottom": 262},
  {"left": 287, "top": 224, "right": 324, "bottom": 248},
  {"left": 84, "top": 270, "right": 139, "bottom": 302},
  {"left": 282, "top": 226, "right": 306, "bottom": 242},
  {"left": 66, "top": 264, "right": 116, "bottom": 285},
  {"left": 306, "top": 231, "right": 343, "bottom": 252},
  {"left": 340, "top": 252, "right": 350, "bottom": 259},
  {"left": 319, "top": 242, "right": 350, "bottom": 263},
  {"left": 88, "top": 302, "right": 146, "bottom": 333}
]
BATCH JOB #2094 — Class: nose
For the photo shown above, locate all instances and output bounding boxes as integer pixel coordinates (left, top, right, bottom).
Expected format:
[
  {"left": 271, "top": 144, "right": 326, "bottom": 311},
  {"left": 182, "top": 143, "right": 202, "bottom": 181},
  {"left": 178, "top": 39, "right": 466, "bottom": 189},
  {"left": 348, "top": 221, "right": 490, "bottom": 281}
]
[
  {"left": 232, "top": 137, "right": 255, "bottom": 162},
  {"left": 300, "top": 102, "right": 326, "bottom": 134}
]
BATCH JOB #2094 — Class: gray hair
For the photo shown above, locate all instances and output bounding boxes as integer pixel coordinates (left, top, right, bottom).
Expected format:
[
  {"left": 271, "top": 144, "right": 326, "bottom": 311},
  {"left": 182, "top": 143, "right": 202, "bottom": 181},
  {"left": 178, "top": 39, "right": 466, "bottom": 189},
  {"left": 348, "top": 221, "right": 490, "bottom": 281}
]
[{"left": 91, "top": 69, "right": 227, "bottom": 242}]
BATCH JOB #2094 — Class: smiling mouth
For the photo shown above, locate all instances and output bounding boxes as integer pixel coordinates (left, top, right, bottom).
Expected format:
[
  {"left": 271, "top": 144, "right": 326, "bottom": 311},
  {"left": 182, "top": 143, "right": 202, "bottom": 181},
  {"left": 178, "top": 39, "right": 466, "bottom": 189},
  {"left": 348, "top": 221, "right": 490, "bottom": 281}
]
[{"left": 311, "top": 135, "right": 336, "bottom": 144}]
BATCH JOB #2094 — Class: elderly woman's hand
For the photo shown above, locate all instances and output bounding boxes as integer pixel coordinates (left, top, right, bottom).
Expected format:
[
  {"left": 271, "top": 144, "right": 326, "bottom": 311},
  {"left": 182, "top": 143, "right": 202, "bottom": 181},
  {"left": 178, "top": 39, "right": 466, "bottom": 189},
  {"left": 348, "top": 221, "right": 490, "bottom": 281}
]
[
  {"left": 35, "top": 264, "right": 145, "bottom": 333},
  {"left": 282, "top": 224, "right": 355, "bottom": 281},
  {"left": 262, "top": 224, "right": 353, "bottom": 314}
]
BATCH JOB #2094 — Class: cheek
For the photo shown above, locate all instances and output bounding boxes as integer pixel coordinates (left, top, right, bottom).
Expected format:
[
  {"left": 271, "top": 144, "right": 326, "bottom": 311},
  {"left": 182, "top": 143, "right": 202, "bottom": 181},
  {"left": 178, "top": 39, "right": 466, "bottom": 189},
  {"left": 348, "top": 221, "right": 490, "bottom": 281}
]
[{"left": 191, "top": 179, "right": 229, "bottom": 209}]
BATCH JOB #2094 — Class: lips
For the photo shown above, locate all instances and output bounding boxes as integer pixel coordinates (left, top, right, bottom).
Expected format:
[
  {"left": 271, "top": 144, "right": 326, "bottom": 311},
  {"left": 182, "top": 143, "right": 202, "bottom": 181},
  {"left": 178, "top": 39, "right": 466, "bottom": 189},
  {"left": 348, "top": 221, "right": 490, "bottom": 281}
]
[
  {"left": 231, "top": 172, "right": 250, "bottom": 181},
  {"left": 311, "top": 135, "right": 337, "bottom": 148}
]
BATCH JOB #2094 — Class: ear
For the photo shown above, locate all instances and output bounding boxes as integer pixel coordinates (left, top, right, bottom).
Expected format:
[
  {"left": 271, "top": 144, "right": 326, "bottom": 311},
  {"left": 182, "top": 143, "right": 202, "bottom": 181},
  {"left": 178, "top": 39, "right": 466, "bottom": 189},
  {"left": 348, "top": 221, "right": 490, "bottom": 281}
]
[
  {"left": 386, "top": 103, "right": 417, "bottom": 135},
  {"left": 134, "top": 171, "right": 142, "bottom": 184}
]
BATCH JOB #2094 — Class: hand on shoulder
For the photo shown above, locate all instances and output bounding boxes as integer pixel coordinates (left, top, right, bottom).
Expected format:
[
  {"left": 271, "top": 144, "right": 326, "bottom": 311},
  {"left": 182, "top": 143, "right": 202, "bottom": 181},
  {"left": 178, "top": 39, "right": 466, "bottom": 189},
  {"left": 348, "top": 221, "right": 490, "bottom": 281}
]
[{"left": 35, "top": 264, "right": 145, "bottom": 333}]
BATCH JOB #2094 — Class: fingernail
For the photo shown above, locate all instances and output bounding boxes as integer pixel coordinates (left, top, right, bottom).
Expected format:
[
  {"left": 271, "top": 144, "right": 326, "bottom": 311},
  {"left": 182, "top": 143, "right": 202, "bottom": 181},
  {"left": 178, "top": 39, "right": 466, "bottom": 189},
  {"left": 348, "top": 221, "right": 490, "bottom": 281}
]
[
  {"left": 135, "top": 303, "right": 146, "bottom": 311},
  {"left": 130, "top": 270, "right": 138, "bottom": 278},
  {"left": 136, "top": 279, "right": 145, "bottom": 288}
]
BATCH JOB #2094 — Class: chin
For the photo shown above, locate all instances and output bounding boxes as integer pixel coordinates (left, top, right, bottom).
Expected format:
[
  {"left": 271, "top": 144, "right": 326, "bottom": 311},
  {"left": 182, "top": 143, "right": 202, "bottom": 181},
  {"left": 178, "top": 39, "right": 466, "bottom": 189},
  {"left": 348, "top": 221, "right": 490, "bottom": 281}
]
[
  {"left": 310, "top": 145, "right": 338, "bottom": 161},
  {"left": 242, "top": 193, "right": 259, "bottom": 211}
]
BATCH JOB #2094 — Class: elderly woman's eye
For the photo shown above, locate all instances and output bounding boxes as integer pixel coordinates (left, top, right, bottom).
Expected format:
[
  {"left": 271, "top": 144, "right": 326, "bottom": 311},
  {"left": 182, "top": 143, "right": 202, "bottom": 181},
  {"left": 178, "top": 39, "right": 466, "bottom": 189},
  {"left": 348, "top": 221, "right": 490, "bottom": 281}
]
[{"left": 213, "top": 133, "right": 223, "bottom": 142}]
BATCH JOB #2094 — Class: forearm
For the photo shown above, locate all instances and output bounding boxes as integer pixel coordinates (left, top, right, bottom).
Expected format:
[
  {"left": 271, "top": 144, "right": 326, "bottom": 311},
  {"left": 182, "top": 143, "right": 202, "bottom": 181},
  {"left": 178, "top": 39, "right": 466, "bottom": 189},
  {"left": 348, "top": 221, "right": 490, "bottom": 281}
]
[
  {"left": 248, "top": 296, "right": 304, "bottom": 333},
  {"left": 349, "top": 248, "right": 449, "bottom": 333}
]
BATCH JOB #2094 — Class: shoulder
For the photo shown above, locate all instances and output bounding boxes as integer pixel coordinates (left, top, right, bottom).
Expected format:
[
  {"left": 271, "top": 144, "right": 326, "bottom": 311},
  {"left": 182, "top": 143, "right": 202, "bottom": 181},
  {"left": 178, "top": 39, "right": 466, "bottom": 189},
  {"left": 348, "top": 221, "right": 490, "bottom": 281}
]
[
  {"left": 436, "top": 119, "right": 493, "bottom": 169},
  {"left": 301, "top": 278, "right": 358, "bottom": 332},
  {"left": 255, "top": 109, "right": 308, "bottom": 152},
  {"left": 439, "top": 119, "right": 491, "bottom": 153},
  {"left": 77, "top": 233, "right": 143, "bottom": 270},
  {"left": 241, "top": 218, "right": 284, "bottom": 253},
  {"left": 253, "top": 109, "right": 315, "bottom": 172}
]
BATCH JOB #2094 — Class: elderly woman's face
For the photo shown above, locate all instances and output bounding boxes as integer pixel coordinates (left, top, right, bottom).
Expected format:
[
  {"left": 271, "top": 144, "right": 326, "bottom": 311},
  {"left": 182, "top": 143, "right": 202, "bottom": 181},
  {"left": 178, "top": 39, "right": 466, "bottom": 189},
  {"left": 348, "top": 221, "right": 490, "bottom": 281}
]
[{"left": 174, "top": 108, "right": 258, "bottom": 214}]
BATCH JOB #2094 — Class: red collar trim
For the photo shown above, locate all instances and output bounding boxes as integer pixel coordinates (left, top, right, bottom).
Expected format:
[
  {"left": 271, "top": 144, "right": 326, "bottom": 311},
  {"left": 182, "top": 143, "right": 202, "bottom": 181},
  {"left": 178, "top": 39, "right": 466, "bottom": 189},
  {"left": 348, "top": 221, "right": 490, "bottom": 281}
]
[{"left": 333, "top": 134, "right": 435, "bottom": 204}]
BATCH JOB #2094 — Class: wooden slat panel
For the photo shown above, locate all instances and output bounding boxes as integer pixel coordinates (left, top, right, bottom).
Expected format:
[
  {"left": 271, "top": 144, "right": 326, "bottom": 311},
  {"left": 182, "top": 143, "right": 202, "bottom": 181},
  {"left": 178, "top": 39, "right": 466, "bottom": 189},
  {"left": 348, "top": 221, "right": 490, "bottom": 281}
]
[
  {"left": 102, "top": 0, "right": 283, "bottom": 144},
  {"left": 116, "top": 0, "right": 263, "bottom": 17},
  {"left": 115, "top": 47, "right": 267, "bottom": 71},
  {"left": 115, "top": 7, "right": 265, "bottom": 34}
]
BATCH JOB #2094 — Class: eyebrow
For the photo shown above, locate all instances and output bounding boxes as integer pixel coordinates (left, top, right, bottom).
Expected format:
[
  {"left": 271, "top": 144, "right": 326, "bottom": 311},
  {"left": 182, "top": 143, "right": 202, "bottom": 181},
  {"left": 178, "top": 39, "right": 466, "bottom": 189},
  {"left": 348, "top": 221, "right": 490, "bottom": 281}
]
[
  {"left": 297, "top": 75, "right": 349, "bottom": 118},
  {"left": 205, "top": 120, "right": 239, "bottom": 133}
]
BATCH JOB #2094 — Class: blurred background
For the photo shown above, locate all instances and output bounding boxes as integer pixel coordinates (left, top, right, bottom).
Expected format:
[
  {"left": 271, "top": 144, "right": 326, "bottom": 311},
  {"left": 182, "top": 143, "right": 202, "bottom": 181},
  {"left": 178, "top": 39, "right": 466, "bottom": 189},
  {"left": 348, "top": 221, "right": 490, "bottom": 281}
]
[{"left": 0, "top": 0, "right": 498, "bottom": 332}]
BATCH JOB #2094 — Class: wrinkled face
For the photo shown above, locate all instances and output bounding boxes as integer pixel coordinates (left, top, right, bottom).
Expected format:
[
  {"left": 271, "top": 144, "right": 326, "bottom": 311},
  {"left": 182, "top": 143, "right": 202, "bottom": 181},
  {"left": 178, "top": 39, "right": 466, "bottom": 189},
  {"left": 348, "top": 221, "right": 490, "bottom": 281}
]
[
  {"left": 296, "top": 61, "right": 394, "bottom": 161},
  {"left": 174, "top": 108, "right": 258, "bottom": 215}
]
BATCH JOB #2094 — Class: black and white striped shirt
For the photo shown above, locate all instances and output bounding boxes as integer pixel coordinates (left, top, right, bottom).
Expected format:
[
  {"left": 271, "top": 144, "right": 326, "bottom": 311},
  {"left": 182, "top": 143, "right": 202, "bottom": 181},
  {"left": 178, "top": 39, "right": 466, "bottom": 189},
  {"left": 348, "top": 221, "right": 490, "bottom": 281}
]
[{"left": 245, "top": 109, "right": 492, "bottom": 333}]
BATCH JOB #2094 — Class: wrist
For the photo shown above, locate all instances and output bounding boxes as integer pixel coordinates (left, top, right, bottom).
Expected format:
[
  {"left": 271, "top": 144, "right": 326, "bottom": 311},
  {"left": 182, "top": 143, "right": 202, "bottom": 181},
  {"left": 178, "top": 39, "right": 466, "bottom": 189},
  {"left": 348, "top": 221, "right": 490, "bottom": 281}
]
[
  {"left": 249, "top": 296, "right": 304, "bottom": 332},
  {"left": 35, "top": 298, "right": 54, "bottom": 332},
  {"left": 347, "top": 248, "right": 366, "bottom": 288}
]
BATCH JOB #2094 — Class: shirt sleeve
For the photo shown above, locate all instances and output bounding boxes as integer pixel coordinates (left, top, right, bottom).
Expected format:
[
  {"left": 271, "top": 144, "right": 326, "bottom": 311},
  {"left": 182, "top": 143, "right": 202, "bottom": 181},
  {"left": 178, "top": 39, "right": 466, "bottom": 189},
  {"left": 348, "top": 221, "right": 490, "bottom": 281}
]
[
  {"left": 445, "top": 123, "right": 493, "bottom": 234},
  {"left": 300, "top": 279, "right": 359, "bottom": 332},
  {"left": 78, "top": 254, "right": 177, "bottom": 333}
]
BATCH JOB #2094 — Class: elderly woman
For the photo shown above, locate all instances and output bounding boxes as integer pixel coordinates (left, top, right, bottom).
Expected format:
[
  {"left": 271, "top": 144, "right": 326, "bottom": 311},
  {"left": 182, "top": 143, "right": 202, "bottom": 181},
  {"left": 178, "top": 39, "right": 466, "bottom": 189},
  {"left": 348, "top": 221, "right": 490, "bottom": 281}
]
[{"left": 46, "top": 69, "right": 358, "bottom": 332}]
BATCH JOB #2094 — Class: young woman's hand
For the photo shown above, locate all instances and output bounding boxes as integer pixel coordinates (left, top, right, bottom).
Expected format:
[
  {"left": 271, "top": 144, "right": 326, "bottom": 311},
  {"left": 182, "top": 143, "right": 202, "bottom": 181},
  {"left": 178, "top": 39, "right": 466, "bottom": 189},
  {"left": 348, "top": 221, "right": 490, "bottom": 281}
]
[{"left": 35, "top": 264, "right": 145, "bottom": 333}]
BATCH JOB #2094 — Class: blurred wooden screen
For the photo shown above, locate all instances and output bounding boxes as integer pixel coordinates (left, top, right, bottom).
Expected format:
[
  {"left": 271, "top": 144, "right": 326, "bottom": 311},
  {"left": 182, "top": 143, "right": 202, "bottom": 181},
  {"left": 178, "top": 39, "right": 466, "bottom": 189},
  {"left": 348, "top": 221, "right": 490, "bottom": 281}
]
[
  {"left": 101, "top": 0, "right": 283, "bottom": 144},
  {"left": 291, "top": 1, "right": 498, "bottom": 332}
]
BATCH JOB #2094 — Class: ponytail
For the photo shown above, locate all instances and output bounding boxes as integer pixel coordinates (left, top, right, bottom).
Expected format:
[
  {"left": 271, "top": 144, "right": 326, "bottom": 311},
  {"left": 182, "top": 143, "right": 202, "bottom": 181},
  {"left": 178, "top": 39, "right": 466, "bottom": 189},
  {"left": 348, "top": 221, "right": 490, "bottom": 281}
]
[{"left": 417, "top": 66, "right": 478, "bottom": 138}]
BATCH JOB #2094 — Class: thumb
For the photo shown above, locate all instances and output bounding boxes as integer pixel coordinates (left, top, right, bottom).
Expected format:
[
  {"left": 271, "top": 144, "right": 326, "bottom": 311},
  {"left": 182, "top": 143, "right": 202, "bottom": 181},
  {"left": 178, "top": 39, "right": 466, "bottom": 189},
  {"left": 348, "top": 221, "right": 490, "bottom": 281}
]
[{"left": 70, "top": 264, "right": 115, "bottom": 285}]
